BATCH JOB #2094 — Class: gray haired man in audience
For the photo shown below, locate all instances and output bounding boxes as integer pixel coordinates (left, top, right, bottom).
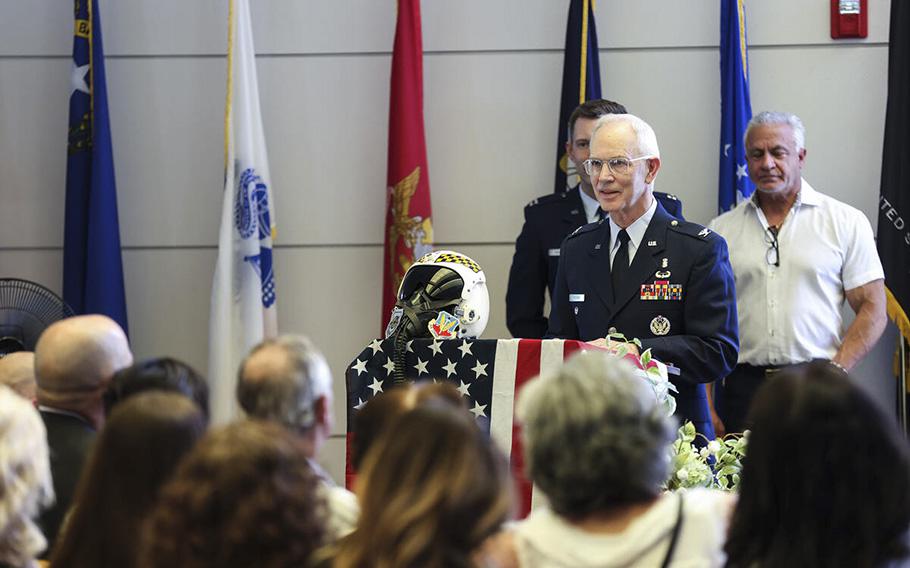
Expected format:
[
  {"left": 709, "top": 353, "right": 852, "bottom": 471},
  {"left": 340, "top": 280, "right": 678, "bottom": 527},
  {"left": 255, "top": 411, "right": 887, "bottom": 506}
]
[
  {"left": 34, "top": 314, "right": 133, "bottom": 553},
  {"left": 237, "top": 334, "right": 358, "bottom": 539}
]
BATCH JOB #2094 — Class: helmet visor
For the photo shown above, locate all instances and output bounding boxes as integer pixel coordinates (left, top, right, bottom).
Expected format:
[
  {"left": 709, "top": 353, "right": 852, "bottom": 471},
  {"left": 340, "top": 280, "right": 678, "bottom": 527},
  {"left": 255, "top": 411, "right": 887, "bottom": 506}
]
[{"left": 397, "top": 265, "right": 465, "bottom": 305}]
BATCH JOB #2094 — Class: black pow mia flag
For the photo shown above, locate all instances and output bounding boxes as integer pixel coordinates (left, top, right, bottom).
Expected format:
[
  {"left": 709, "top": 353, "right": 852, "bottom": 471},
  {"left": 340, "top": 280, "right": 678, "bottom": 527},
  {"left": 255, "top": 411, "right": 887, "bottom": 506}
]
[{"left": 878, "top": 0, "right": 910, "bottom": 350}]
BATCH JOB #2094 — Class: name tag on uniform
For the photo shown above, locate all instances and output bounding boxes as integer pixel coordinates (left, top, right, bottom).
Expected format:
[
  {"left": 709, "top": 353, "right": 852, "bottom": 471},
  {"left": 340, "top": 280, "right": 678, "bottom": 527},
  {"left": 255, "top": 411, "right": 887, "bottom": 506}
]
[
  {"left": 548, "top": 248, "right": 560, "bottom": 257},
  {"left": 569, "top": 294, "right": 585, "bottom": 302}
]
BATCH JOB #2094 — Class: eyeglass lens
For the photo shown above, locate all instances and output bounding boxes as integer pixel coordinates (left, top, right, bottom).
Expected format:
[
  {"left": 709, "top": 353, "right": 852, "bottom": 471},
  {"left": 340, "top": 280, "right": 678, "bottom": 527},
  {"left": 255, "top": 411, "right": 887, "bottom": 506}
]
[{"left": 584, "top": 158, "right": 633, "bottom": 177}]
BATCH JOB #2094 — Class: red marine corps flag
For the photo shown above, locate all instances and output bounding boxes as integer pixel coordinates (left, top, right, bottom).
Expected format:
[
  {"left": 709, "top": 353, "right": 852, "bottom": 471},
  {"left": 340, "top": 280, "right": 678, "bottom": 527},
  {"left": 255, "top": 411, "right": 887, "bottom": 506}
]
[{"left": 382, "top": 0, "right": 434, "bottom": 332}]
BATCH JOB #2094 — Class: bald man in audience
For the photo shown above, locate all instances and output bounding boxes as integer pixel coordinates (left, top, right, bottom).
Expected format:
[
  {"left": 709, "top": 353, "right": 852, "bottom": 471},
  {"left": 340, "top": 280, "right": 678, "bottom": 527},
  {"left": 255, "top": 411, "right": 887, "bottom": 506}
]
[
  {"left": 237, "top": 334, "right": 358, "bottom": 540},
  {"left": 34, "top": 315, "right": 133, "bottom": 554},
  {"left": 0, "top": 351, "right": 38, "bottom": 401}
]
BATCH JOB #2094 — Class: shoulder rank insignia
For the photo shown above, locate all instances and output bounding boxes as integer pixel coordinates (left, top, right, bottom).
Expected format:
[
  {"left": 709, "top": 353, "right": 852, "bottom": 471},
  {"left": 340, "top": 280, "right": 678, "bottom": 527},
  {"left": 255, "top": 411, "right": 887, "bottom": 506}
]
[{"left": 698, "top": 227, "right": 711, "bottom": 238}]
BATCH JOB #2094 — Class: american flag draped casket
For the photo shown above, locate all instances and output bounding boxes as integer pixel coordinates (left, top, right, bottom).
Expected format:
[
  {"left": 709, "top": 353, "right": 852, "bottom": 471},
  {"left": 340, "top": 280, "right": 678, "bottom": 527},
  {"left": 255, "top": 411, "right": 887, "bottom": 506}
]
[{"left": 345, "top": 337, "right": 596, "bottom": 517}]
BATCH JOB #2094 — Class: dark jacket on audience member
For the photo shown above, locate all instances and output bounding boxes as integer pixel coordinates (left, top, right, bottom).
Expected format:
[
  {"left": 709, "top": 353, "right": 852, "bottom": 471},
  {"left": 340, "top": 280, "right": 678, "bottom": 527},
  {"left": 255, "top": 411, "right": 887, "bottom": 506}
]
[{"left": 38, "top": 409, "right": 96, "bottom": 554}]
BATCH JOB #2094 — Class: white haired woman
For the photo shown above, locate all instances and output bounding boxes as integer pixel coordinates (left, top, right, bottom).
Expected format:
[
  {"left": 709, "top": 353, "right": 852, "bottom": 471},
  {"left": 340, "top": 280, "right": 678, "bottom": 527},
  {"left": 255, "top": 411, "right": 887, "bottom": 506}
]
[
  {"left": 0, "top": 385, "right": 54, "bottom": 567},
  {"left": 508, "top": 351, "right": 734, "bottom": 567}
]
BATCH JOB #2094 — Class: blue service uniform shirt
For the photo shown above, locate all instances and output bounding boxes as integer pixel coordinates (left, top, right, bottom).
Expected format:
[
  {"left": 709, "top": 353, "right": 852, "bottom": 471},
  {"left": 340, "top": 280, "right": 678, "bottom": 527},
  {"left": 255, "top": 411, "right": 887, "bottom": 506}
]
[
  {"left": 547, "top": 202, "right": 739, "bottom": 432},
  {"left": 506, "top": 190, "right": 683, "bottom": 339}
]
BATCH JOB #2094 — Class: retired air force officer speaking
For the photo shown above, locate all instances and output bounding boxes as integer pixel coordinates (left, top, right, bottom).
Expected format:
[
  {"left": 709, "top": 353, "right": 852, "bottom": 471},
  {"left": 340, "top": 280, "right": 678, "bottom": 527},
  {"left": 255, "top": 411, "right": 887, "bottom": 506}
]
[{"left": 547, "top": 114, "right": 739, "bottom": 434}]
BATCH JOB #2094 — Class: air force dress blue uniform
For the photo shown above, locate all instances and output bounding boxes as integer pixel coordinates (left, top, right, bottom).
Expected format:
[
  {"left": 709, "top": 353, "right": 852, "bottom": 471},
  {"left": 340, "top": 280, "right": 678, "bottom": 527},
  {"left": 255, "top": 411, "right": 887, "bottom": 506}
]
[
  {"left": 547, "top": 201, "right": 739, "bottom": 435},
  {"left": 506, "top": 189, "right": 683, "bottom": 339}
]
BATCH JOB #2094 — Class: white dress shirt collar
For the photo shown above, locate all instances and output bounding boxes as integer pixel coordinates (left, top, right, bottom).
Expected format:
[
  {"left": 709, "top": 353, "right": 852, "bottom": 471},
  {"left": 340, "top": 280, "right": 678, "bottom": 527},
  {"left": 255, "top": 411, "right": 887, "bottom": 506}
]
[
  {"left": 747, "top": 177, "right": 820, "bottom": 229},
  {"left": 609, "top": 195, "right": 658, "bottom": 265},
  {"left": 577, "top": 186, "right": 602, "bottom": 223}
]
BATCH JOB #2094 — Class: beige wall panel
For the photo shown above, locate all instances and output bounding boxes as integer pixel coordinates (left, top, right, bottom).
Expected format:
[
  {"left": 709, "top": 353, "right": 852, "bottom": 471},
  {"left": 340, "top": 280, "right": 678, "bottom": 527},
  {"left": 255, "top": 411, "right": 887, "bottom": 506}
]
[
  {"left": 0, "top": 60, "right": 69, "bottom": 247},
  {"left": 3, "top": 1, "right": 888, "bottom": 57},
  {"left": 273, "top": 245, "right": 383, "bottom": 435},
  {"left": 0, "top": 250, "right": 62, "bottom": 294},
  {"left": 597, "top": 48, "right": 720, "bottom": 225},
  {"left": 259, "top": 51, "right": 561, "bottom": 245},
  {"left": 749, "top": 45, "right": 888, "bottom": 226},
  {"left": 598, "top": 45, "right": 887, "bottom": 226},
  {"left": 0, "top": 1, "right": 70, "bottom": 56},
  {"left": 745, "top": 1, "right": 889, "bottom": 46},
  {"left": 106, "top": 58, "right": 225, "bottom": 247},
  {"left": 423, "top": 52, "right": 561, "bottom": 243},
  {"left": 256, "top": 55, "right": 390, "bottom": 246},
  {"left": 121, "top": 248, "right": 216, "bottom": 370}
]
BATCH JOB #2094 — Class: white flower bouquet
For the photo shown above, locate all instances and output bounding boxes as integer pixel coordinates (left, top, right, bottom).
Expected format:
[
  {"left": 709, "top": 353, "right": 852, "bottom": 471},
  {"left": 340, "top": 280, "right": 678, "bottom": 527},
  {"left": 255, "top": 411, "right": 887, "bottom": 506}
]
[
  {"left": 667, "top": 421, "right": 749, "bottom": 492},
  {"left": 603, "top": 332, "right": 678, "bottom": 417},
  {"left": 600, "top": 332, "right": 748, "bottom": 492}
]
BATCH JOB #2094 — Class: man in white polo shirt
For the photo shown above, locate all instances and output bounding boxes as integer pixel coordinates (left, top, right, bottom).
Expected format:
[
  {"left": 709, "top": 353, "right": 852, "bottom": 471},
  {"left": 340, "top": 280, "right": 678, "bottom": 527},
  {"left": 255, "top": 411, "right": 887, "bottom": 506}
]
[{"left": 709, "top": 111, "right": 886, "bottom": 434}]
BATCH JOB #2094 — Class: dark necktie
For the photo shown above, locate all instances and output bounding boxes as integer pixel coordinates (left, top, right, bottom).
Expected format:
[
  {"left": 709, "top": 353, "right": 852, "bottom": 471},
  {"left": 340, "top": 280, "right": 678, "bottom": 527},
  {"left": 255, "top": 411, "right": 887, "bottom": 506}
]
[
  {"left": 611, "top": 229, "right": 631, "bottom": 302},
  {"left": 595, "top": 208, "right": 606, "bottom": 222}
]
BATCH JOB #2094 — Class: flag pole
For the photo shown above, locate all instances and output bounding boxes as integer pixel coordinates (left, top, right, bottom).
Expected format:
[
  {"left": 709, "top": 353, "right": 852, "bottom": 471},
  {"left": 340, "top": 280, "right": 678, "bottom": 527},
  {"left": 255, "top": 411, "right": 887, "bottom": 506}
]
[{"left": 900, "top": 338, "right": 908, "bottom": 433}]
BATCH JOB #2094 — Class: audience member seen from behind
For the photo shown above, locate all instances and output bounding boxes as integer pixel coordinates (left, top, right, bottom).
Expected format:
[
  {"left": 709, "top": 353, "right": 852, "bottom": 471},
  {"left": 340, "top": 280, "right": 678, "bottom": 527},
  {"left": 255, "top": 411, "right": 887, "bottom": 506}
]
[
  {"left": 0, "top": 351, "right": 38, "bottom": 401},
  {"left": 330, "top": 404, "right": 513, "bottom": 568},
  {"left": 510, "top": 351, "right": 734, "bottom": 567},
  {"left": 140, "top": 421, "right": 326, "bottom": 568},
  {"left": 237, "top": 335, "right": 357, "bottom": 539},
  {"left": 49, "top": 392, "right": 206, "bottom": 568},
  {"left": 725, "top": 361, "right": 910, "bottom": 568},
  {"left": 33, "top": 314, "right": 133, "bottom": 553},
  {"left": 350, "top": 380, "right": 467, "bottom": 472},
  {"left": 0, "top": 386, "right": 54, "bottom": 568},
  {"left": 104, "top": 356, "right": 209, "bottom": 422}
]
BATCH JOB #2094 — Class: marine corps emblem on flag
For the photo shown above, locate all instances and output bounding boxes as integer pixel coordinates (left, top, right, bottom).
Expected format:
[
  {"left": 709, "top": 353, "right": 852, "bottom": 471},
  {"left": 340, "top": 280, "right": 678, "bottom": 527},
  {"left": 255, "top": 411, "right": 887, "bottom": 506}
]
[{"left": 387, "top": 166, "right": 434, "bottom": 294}]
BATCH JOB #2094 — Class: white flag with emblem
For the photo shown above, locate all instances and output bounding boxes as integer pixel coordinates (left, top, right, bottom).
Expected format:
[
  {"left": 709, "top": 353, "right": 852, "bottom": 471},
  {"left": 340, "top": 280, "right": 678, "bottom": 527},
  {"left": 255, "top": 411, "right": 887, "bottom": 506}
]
[{"left": 208, "top": 0, "right": 278, "bottom": 424}]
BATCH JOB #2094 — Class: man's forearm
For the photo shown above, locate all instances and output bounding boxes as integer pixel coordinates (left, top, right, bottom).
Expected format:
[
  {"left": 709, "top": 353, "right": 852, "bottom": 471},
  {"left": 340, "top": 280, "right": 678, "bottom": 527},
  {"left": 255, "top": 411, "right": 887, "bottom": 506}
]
[{"left": 834, "top": 301, "right": 887, "bottom": 370}]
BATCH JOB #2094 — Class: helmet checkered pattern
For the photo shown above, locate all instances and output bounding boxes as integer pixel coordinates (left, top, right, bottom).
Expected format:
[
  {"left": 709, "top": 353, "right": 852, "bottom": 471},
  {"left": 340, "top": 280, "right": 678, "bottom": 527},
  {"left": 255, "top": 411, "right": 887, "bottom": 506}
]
[{"left": 433, "top": 253, "right": 481, "bottom": 273}]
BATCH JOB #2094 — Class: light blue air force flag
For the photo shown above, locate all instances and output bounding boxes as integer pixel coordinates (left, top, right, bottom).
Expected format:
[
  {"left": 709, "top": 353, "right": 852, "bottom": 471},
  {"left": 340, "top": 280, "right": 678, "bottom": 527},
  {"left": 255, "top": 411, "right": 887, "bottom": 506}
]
[
  {"left": 718, "top": 0, "right": 755, "bottom": 213},
  {"left": 209, "top": 0, "right": 278, "bottom": 424}
]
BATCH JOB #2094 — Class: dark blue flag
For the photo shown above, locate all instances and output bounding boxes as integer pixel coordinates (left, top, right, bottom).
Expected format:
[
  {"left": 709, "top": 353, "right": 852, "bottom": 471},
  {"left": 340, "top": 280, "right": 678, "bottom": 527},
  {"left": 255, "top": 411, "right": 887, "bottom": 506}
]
[
  {"left": 718, "top": 0, "right": 755, "bottom": 213},
  {"left": 877, "top": 0, "right": 910, "bottom": 403},
  {"left": 63, "top": 0, "right": 128, "bottom": 333},
  {"left": 554, "top": 0, "right": 602, "bottom": 194}
]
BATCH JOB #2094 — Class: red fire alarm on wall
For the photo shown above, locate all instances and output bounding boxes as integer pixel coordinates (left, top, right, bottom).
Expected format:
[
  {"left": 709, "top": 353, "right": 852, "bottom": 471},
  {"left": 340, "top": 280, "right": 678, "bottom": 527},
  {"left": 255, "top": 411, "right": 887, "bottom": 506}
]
[{"left": 831, "top": 0, "right": 868, "bottom": 39}]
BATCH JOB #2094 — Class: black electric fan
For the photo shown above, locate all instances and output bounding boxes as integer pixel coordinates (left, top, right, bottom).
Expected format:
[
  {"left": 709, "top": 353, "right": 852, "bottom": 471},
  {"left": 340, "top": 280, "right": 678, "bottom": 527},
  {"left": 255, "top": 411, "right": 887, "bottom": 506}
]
[{"left": 0, "top": 278, "right": 74, "bottom": 357}]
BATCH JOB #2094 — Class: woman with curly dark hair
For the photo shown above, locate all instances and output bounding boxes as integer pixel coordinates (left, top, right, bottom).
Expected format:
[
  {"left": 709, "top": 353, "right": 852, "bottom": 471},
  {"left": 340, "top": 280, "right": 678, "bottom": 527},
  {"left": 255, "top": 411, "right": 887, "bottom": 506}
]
[
  {"left": 725, "top": 361, "right": 910, "bottom": 568},
  {"left": 140, "top": 420, "right": 327, "bottom": 568},
  {"left": 49, "top": 391, "right": 206, "bottom": 568},
  {"left": 330, "top": 403, "right": 513, "bottom": 568}
]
